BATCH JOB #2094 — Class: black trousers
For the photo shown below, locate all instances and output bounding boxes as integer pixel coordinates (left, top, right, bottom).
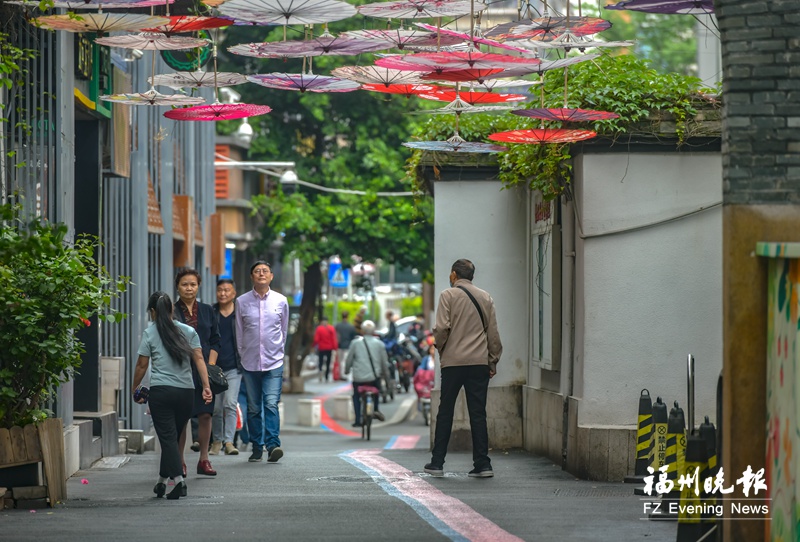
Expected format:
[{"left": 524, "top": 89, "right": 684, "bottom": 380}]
[
  {"left": 431, "top": 365, "right": 491, "bottom": 470},
  {"left": 149, "top": 386, "right": 194, "bottom": 479},
  {"left": 318, "top": 350, "right": 333, "bottom": 380}
]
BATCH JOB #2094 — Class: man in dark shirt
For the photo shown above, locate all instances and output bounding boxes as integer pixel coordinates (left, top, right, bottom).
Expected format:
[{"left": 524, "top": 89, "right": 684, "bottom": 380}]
[
  {"left": 211, "top": 279, "right": 242, "bottom": 456},
  {"left": 335, "top": 311, "right": 357, "bottom": 380}
]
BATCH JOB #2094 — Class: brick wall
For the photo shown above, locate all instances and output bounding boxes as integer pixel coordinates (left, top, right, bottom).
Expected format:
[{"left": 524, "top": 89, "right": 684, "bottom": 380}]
[{"left": 715, "top": 0, "right": 800, "bottom": 204}]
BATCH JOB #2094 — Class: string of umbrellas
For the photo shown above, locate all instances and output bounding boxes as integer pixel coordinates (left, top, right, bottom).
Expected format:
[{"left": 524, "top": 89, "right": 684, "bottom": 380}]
[{"left": 12, "top": 0, "right": 714, "bottom": 153}]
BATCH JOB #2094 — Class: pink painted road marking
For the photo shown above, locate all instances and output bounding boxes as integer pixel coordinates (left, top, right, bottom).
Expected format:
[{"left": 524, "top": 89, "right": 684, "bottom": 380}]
[
  {"left": 388, "top": 435, "right": 420, "bottom": 449},
  {"left": 316, "top": 383, "right": 359, "bottom": 436},
  {"left": 345, "top": 449, "right": 524, "bottom": 542}
]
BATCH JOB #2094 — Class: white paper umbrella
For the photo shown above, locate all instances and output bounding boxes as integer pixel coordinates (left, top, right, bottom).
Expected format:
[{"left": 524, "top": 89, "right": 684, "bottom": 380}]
[
  {"left": 95, "top": 32, "right": 210, "bottom": 51},
  {"left": 520, "top": 30, "right": 634, "bottom": 52},
  {"left": 329, "top": 66, "right": 425, "bottom": 86},
  {"left": 149, "top": 70, "right": 248, "bottom": 89},
  {"left": 218, "top": 0, "right": 356, "bottom": 25},
  {"left": 100, "top": 89, "right": 206, "bottom": 106},
  {"left": 440, "top": 78, "right": 540, "bottom": 90},
  {"left": 357, "top": 0, "right": 484, "bottom": 19},
  {"left": 228, "top": 34, "right": 393, "bottom": 58},
  {"left": 32, "top": 14, "right": 169, "bottom": 34},
  {"left": 342, "top": 29, "right": 464, "bottom": 50}
]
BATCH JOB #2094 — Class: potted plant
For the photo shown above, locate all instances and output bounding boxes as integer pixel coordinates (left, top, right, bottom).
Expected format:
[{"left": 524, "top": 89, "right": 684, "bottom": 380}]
[{"left": 0, "top": 202, "right": 127, "bottom": 505}]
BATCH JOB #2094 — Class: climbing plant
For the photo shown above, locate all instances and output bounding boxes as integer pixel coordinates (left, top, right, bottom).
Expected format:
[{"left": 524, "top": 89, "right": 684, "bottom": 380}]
[{"left": 406, "top": 54, "right": 720, "bottom": 200}]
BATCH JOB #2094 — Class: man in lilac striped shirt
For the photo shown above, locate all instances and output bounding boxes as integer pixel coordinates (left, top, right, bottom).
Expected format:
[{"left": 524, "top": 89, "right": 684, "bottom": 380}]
[{"left": 235, "top": 261, "right": 289, "bottom": 463}]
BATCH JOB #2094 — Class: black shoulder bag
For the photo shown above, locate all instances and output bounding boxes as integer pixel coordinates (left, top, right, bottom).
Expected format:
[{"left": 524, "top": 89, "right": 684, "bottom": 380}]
[{"left": 457, "top": 285, "right": 487, "bottom": 335}]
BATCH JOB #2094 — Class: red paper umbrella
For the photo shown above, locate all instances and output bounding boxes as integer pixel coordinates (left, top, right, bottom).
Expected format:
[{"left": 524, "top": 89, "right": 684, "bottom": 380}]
[
  {"left": 382, "top": 51, "right": 542, "bottom": 71},
  {"left": 143, "top": 16, "right": 233, "bottom": 35},
  {"left": 419, "top": 90, "right": 526, "bottom": 105},
  {"left": 512, "top": 108, "right": 619, "bottom": 122},
  {"left": 489, "top": 129, "right": 597, "bottom": 144},
  {"left": 361, "top": 83, "right": 441, "bottom": 97},
  {"left": 485, "top": 17, "right": 611, "bottom": 42},
  {"left": 164, "top": 103, "right": 272, "bottom": 121}
]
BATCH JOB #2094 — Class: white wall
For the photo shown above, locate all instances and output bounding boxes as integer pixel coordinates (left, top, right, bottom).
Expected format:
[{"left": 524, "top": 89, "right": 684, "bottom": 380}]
[
  {"left": 574, "top": 152, "right": 723, "bottom": 427},
  {"left": 434, "top": 181, "right": 529, "bottom": 387}
]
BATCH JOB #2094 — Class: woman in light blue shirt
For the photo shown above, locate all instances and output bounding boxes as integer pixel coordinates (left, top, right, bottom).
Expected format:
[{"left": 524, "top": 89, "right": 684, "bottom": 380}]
[{"left": 132, "top": 291, "right": 212, "bottom": 500}]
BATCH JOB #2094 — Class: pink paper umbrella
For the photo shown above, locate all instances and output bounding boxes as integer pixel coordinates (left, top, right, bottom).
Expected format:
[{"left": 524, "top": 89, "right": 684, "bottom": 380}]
[
  {"left": 489, "top": 128, "right": 597, "bottom": 144},
  {"left": 143, "top": 16, "right": 234, "bottom": 36},
  {"left": 228, "top": 34, "right": 393, "bottom": 59},
  {"left": 8, "top": 0, "right": 172, "bottom": 8},
  {"left": 247, "top": 73, "right": 361, "bottom": 93},
  {"left": 343, "top": 29, "right": 464, "bottom": 51},
  {"left": 378, "top": 51, "right": 542, "bottom": 71},
  {"left": 486, "top": 16, "right": 611, "bottom": 42},
  {"left": 164, "top": 103, "right": 272, "bottom": 121},
  {"left": 357, "top": 0, "right": 480, "bottom": 19},
  {"left": 512, "top": 108, "right": 619, "bottom": 122},
  {"left": 412, "top": 22, "right": 530, "bottom": 53},
  {"left": 31, "top": 14, "right": 170, "bottom": 34}
]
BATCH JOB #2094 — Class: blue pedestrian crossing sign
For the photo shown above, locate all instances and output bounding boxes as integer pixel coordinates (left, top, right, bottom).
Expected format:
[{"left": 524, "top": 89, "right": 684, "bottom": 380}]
[{"left": 328, "top": 262, "right": 350, "bottom": 288}]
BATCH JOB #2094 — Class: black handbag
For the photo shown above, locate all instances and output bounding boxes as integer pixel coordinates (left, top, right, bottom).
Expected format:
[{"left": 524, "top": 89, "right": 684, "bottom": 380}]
[{"left": 206, "top": 364, "right": 229, "bottom": 395}]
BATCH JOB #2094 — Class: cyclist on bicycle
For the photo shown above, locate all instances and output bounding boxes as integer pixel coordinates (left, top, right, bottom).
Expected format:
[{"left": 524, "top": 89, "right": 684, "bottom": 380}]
[{"left": 344, "top": 320, "right": 391, "bottom": 428}]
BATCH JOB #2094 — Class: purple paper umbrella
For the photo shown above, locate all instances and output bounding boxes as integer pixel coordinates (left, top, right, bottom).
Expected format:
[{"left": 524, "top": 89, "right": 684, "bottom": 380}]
[
  {"left": 413, "top": 23, "right": 530, "bottom": 53},
  {"left": 247, "top": 73, "right": 361, "bottom": 93},
  {"left": 358, "top": 0, "right": 481, "bottom": 19},
  {"left": 403, "top": 137, "right": 506, "bottom": 153},
  {"left": 228, "top": 35, "right": 394, "bottom": 58},
  {"left": 485, "top": 16, "right": 611, "bottom": 42},
  {"left": 8, "top": 0, "right": 172, "bottom": 8},
  {"left": 605, "top": 0, "right": 713, "bottom": 14},
  {"left": 512, "top": 108, "right": 619, "bottom": 122}
]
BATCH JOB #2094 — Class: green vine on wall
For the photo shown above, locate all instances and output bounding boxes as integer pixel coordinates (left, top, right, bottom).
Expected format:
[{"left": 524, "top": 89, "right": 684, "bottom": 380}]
[{"left": 406, "top": 54, "right": 720, "bottom": 200}]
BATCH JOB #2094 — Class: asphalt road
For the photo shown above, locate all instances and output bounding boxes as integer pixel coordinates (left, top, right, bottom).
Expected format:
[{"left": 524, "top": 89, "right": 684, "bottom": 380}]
[{"left": 1, "top": 379, "right": 677, "bottom": 542}]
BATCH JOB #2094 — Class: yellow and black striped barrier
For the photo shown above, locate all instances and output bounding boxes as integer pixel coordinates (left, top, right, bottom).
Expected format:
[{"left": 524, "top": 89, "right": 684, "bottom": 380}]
[
  {"left": 676, "top": 431, "right": 714, "bottom": 541},
  {"left": 651, "top": 397, "right": 669, "bottom": 472},
  {"left": 659, "top": 401, "right": 686, "bottom": 518},
  {"left": 626, "top": 389, "right": 653, "bottom": 487}
]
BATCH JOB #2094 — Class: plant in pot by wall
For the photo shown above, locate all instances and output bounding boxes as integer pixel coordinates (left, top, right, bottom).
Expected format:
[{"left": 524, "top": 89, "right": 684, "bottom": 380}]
[{"left": 0, "top": 202, "right": 128, "bottom": 429}]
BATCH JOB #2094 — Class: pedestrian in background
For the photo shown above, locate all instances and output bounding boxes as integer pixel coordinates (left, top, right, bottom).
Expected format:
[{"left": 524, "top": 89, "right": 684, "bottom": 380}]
[
  {"left": 425, "top": 259, "right": 503, "bottom": 479},
  {"left": 384, "top": 310, "right": 398, "bottom": 341},
  {"left": 344, "top": 320, "right": 389, "bottom": 427},
  {"left": 173, "top": 268, "right": 220, "bottom": 477},
  {"left": 132, "top": 291, "right": 212, "bottom": 500},
  {"left": 313, "top": 315, "right": 338, "bottom": 382},
  {"left": 235, "top": 261, "right": 289, "bottom": 463},
  {"left": 211, "top": 279, "right": 242, "bottom": 456},
  {"left": 353, "top": 306, "right": 367, "bottom": 335},
  {"left": 335, "top": 310, "right": 356, "bottom": 380}
]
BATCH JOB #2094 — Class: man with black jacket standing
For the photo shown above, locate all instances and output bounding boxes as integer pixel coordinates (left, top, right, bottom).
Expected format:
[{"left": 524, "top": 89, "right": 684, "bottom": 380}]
[{"left": 425, "top": 259, "right": 503, "bottom": 479}]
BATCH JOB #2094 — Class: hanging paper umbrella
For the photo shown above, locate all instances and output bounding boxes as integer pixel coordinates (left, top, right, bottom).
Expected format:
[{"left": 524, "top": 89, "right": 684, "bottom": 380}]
[
  {"left": 31, "top": 14, "right": 170, "bottom": 34},
  {"left": 218, "top": 0, "right": 356, "bottom": 26},
  {"left": 485, "top": 16, "right": 611, "bottom": 42},
  {"left": 512, "top": 108, "right": 619, "bottom": 122},
  {"left": 377, "top": 51, "right": 542, "bottom": 71},
  {"left": 403, "top": 136, "right": 506, "bottom": 153},
  {"left": 418, "top": 89, "right": 526, "bottom": 105},
  {"left": 95, "top": 32, "right": 210, "bottom": 51},
  {"left": 149, "top": 70, "right": 248, "bottom": 89},
  {"left": 412, "top": 22, "right": 530, "bottom": 53},
  {"left": 488, "top": 128, "right": 597, "bottom": 144},
  {"left": 228, "top": 34, "right": 393, "bottom": 58},
  {"left": 421, "top": 54, "right": 599, "bottom": 83},
  {"left": 357, "top": 0, "right": 481, "bottom": 19},
  {"left": 330, "top": 66, "right": 425, "bottom": 86},
  {"left": 201, "top": 0, "right": 228, "bottom": 5},
  {"left": 247, "top": 73, "right": 361, "bottom": 93},
  {"left": 605, "top": 0, "right": 713, "bottom": 14},
  {"left": 164, "top": 103, "right": 272, "bottom": 121},
  {"left": 419, "top": 67, "right": 505, "bottom": 82},
  {"left": 8, "top": 0, "right": 171, "bottom": 8},
  {"left": 361, "top": 83, "right": 441, "bottom": 97},
  {"left": 523, "top": 29, "right": 633, "bottom": 52},
  {"left": 413, "top": 96, "right": 517, "bottom": 115},
  {"left": 343, "top": 29, "right": 464, "bottom": 50},
  {"left": 143, "top": 16, "right": 233, "bottom": 36},
  {"left": 440, "top": 78, "right": 539, "bottom": 90},
  {"left": 100, "top": 89, "right": 206, "bottom": 106}
]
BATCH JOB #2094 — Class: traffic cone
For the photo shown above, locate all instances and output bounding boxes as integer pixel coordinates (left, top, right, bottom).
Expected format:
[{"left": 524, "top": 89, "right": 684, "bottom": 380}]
[
  {"left": 676, "top": 431, "right": 714, "bottom": 541},
  {"left": 626, "top": 389, "right": 653, "bottom": 485},
  {"left": 661, "top": 402, "right": 687, "bottom": 518},
  {"left": 698, "top": 416, "right": 718, "bottom": 528},
  {"left": 645, "top": 397, "right": 669, "bottom": 511}
]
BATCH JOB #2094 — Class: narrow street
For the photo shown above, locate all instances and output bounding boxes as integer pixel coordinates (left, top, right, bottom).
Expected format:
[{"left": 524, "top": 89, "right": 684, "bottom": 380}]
[{"left": 3, "top": 379, "right": 676, "bottom": 541}]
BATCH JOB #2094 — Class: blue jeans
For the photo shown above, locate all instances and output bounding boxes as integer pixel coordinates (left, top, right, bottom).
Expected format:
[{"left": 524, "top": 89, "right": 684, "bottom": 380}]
[{"left": 242, "top": 366, "right": 283, "bottom": 450}]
